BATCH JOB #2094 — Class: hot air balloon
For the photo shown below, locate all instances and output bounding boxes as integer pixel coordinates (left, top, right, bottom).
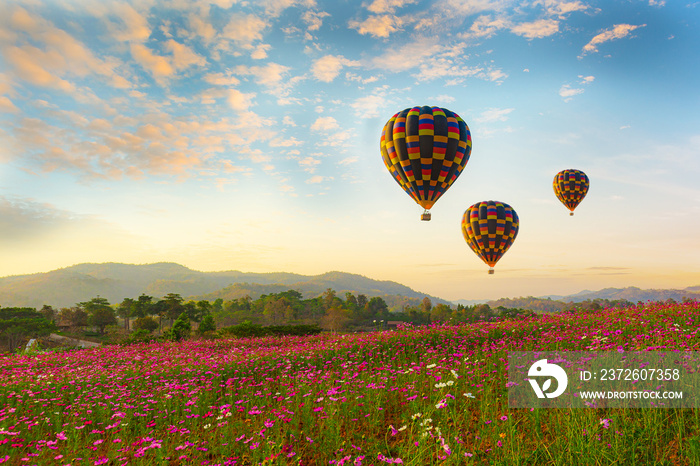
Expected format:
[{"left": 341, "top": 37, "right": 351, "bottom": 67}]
[
  {"left": 380, "top": 106, "right": 471, "bottom": 221},
  {"left": 553, "top": 169, "right": 589, "bottom": 216},
  {"left": 461, "top": 200, "right": 519, "bottom": 274}
]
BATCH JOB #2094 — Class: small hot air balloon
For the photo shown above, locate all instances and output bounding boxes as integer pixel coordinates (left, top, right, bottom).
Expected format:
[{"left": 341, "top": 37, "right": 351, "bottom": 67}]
[
  {"left": 553, "top": 169, "right": 589, "bottom": 216},
  {"left": 461, "top": 200, "right": 519, "bottom": 274},
  {"left": 380, "top": 106, "right": 471, "bottom": 221}
]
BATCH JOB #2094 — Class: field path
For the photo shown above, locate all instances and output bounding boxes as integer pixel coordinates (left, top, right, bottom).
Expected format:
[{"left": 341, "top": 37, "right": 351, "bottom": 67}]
[{"left": 48, "top": 333, "right": 101, "bottom": 349}]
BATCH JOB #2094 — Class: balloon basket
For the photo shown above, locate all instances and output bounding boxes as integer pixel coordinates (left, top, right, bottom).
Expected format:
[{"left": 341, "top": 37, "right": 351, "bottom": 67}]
[
  {"left": 421, "top": 210, "right": 431, "bottom": 221},
  {"left": 570, "top": 212, "right": 574, "bottom": 216},
  {"left": 488, "top": 268, "right": 494, "bottom": 275}
]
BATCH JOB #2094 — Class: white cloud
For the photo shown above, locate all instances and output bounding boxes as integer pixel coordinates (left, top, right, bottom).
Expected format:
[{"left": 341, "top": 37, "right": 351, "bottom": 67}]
[
  {"left": 310, "top": 116, "right": 340, "bottom": 131},
  {"left": 463, "top": 15, "right": 509, "bottom": 39},
  {"left": 227, "top": 89, "right": 256, "bottom": 111},
  {"left": 511, "top": 19, "right": 559, "bottom": 39},
  {"left": 0, "top": 96, "right": 19, "bottom": 113},
  {"left": 103, "top": 3, "right": 152, "bottom": 43},
  {"left": 581, "top": 24, "right": 646, "bottom": 56},
  {"left": 251, "top": 44, "right": 271, "bottom": 59},
  {"left": 311, "top": 55, "right": 360, "bottom": 82},
  {"left": 545, "top": 1, "right": 588, "bottom": 17},
  {"left": 130, "top": 43, "right": 174, "bottom": 82},
  {"left": 302, "top": 10, "right": 330, "bottom": 31},
  {"left": 371, "top": 37, "right": 441, "bottom": 73},
  {"left": 349, "top": 15, "right": 404, "bottom": 38},
  {"left": 283, "top": 116, "right": 296, "bottom": 126},
  {"left": 306, "top": 175, "right": 327, "bottom": 184},
  {"left": 165, "top": 39, "right": 207, "bottom": 70},
  {"left": 367, "top": 0, "right": 417, "bottom": 14},
  {"left": 235, "top": 63, "right": 290, "bottom": 87},
  {"left": 579, "top": 75, "right": 595, "bottom": 84},
  {"left": 269, "top": 137, "right": 303, "bottom": 147},
  {"left": 559, "top": 84, "right": 584, "bottom": 101},
  {"left": 351, "top": 87, "right": 391, "bottom": 118},
  {"left": 476, "top": 107, "right": 514, "bottom": 123},
  {"left": 298, "top": 156, "right": 321, "bottom": 173},
  {"left": 339, "top": 156, "right": 359, "bottom": 165},
  {"left": 222, "top": 13, "right": 268, "bottom": 47},
  {"left": 439, "top": 0, "right": 504, "bottom": 17},
  {"left": 203, "top": 73, "right": 240, "bottom": 86}
]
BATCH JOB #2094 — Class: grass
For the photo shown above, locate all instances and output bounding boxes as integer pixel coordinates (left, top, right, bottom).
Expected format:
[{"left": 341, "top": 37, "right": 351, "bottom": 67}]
[{"left": 1, "top": 301, "right": 699, "bottom": 465}]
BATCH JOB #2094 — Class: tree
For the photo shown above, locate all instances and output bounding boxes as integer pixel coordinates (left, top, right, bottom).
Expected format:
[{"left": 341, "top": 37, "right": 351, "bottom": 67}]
[
  {"left": 322, "top": 288, "right": 337, "bottom": 311},
  {"left": 320, "top": 305, "right": 350, "bottom": 333},
  {"left": 80, "top": 296, "right": 112, "bottom": 314},
  {"left": 88, "top": 307, "right": 118, "bottom": 335},
  {"left": 162, "top": 293, "right": 184, "bottom": 327},
  {"left": 132, "top": 316, "right": 159, "bottom": 333},
  {"left": 421, "top": 297, "right": 432, "bottom": 314},
  {"left": 365, "top": 297, "right": 389, "bottom": 321},
  {"left": 0, "top": 307, "right": 56, "bottom": 353},
  {"left": 133, "top": 294, "right": 154, "bottom": 319},
  {"left": 430, "top": 303, "right": 452, "bottom": 323},
  {"left": 58, "top": 307, "right": 88, "bottom": 332},
  {"left": 39, "top": 305, "right": 56, "bottom": 322},
  {"left": 197, "top": 314, "right": 216, "bottom": 335},
  {"left": 212, "top": 298, "right": 224, "bottom": 313},
  {"left": 80, "top": 297, "right": 116, "bottom": 335},
  {"left": 190, "top": 300, "right": 212, "bottom": 323},
  {"left": 263, "top": 298, "right": 286, "bottom": 325},
  {"left": 356, "top": 294, "right": 368, "bottom": 309},
  {"left": 118, "top": 298, "right": 135, "bottom": 331},
  {"left": 171, "top": 312, "right": 191, "bottom": 342}
]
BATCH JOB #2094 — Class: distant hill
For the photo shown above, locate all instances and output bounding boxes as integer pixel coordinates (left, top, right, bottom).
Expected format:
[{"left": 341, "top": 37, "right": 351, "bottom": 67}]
[
  {"left": 541, "top": 286, "right": 700, "bottom": 304},
  {"left": 486, "top": 286, "right": 700, "bottom": 313},
  {"left": 0, "top": 262, "right": 447, "bottom": 310}
]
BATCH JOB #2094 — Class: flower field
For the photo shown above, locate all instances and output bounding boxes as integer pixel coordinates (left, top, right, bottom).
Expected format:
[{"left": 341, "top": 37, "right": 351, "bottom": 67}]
[{"left": 2, "top": 301, "right": 700, "bottom": 465}]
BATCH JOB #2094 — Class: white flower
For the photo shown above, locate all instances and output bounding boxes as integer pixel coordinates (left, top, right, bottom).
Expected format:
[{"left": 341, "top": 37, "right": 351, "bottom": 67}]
[
  {"left": 450, "top": 370, "right": 459, "bottom": 379},
  {"left": 464, "top": 393, "right": 475, "bottom": 398},
  {"left": 427, "top": 364, "right": 437, "bottom": 369}
]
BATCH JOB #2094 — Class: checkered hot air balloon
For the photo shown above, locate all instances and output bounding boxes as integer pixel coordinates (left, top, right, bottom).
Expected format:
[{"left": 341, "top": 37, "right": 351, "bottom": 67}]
[
  {"left": 380, "top": 106, "right": 472, "bottom": 221},
  {"left": 461, "top": 201, "right": 519, "bottom": 274},
  {"left": 553, "top": 169, "right": 589, "bottom": 216}
]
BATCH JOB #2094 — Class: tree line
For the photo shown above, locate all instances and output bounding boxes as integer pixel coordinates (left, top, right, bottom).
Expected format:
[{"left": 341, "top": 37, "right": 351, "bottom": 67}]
[{"left": 9, "top": 288, "right": 642, "bottom": 353}]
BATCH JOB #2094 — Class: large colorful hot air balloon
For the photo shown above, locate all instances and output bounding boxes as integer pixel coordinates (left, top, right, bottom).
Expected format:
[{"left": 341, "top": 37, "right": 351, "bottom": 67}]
[
  {"left": 461, "top": 200, "right": 519, "bottom": 274},
  {"left": 380, "top": 106, "right": 471, "bottom": 221},
  {"left": 553, "top": 169, "right": 589, "bottom": 216}
]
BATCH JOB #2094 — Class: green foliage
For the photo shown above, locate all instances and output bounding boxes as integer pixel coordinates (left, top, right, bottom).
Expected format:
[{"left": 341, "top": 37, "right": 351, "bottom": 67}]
[
  {"left": 197, "top": 314, "right": 216, "bottom": 335},
  {"left": 0, "top": 307, "right": 56, "bottom": 353},
  {"left": 119, "top": 328, "right": 167, "bottom": 346},
  {"left": 88, "top": 307, "right": 118, "bottom": 335},
  {"left": 132, "top": 316, "right": 159, "bottom": 333},
  {"left": 171, "top": 312, "right": 191, "bottom": 342},
  {"left": 218, "top": 321, "right": 322, "bottom": 338}
]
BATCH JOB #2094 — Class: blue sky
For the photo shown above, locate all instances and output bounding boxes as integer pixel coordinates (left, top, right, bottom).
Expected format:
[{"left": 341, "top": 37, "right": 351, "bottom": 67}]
[{"left": 1, "top": 0, "right": 699, "bottom": 302}]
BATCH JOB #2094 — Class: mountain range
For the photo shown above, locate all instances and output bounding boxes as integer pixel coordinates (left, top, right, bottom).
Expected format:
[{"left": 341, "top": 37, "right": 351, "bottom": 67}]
[
  {"left": 0, "top": 262, "right": 698, "bottom": 310},
  {"left": 0, "top": 262, "right": 448, "bottom": 310}
]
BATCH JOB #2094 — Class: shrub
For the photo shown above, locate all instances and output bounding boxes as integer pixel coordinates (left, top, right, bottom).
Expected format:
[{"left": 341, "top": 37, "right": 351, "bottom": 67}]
[
  {"left": 171, "top": 312, "right": 191, "bottom": 342},
  {"left": 132, "top": 316, "right": 159, "bottom": 333}
]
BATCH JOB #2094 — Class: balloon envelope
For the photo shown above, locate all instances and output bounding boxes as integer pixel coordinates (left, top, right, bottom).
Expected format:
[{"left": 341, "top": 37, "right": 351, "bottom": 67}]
[
  {"left": 553, "top": 169, "right": 589, "bottom": 215},
  {"left": 461, "top": 200, "right": 519, "bottom": 273},
  {"left": 380, "top": 106, "right": 471, "bottom": 215}
]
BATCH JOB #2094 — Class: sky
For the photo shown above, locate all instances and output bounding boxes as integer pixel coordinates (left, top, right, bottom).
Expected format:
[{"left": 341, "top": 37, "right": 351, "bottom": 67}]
[{"left": 1, "top": 0, "right": 699, "bottom": 303}]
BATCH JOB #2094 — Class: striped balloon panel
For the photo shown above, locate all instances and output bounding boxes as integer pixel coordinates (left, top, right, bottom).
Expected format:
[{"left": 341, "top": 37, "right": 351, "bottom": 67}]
[
  {"left": 461, "top": 200, "right": 519, "bottom": 268},
  {"left": 553, "top": 169, "right": 589, "bottom": 212},
  {"left": 380, "top": 106, "right": 471, "bottom": 210}
]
